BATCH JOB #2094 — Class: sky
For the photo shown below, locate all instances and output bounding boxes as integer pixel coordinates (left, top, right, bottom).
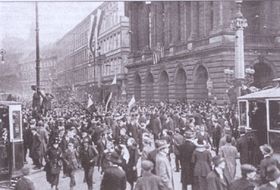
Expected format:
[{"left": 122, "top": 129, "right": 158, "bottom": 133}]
[{"left": 0, "top": 1, "right": 102, "bottom": 47}]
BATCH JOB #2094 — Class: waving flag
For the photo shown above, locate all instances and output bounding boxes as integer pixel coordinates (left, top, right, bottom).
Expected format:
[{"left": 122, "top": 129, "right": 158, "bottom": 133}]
[
  {"left": 88, "top": 9, "right": 104, "bottom": 57},
  {"left": 88, "top": 14, "right": 96, "bottom": 57}
]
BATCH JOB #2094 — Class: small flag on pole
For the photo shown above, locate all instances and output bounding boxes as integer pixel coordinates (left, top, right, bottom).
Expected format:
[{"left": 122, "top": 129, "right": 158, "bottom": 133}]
[
  {"left": 87, "top": 96, "right": 94, "bottom": 109},
  {"left": 105, "top": 92, "right": 112, "bottom": 112},
  {"left": 128, "top": 95, "right": 136, "bottom": 108},
  {"left": 112, "top": 74, "right": 117, "bottom": 85}
]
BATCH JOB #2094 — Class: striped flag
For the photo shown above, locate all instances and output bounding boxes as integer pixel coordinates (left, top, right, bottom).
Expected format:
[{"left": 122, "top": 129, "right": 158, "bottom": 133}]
[
  {"left": 105, "top": 92, "right": 112, "bottom": 112},
  {"left": 88, "top": 14, "right": 96, "bottom": 57},
  {"left": 94, "top": 9, "right": 103, "bottom": 57},
  {"left": 88, "top": 9, "right": 104, "bottom": 57}
]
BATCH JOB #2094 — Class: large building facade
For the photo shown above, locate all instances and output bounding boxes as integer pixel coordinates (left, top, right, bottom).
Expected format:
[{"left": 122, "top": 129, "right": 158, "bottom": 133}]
[
  {"left": 54, "top": 2, "right": 130, "bottom": 103},
  {"left": 19, "top": 46, "right": 57, "bottom": 99},
  {"left": 125, "top": 1, "right": 280, "bottom": 104}
]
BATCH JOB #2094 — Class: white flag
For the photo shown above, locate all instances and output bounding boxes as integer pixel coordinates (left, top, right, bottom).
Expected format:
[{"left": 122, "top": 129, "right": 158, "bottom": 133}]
[
  {"left": 128, "top": 95, "right": 136, "bottom": 108},
  {"left": 112, "top": 74, "right": 117, "bottom": 85},
  {"left": 87, "top": 96, "right": 94, "bottom": 109}
]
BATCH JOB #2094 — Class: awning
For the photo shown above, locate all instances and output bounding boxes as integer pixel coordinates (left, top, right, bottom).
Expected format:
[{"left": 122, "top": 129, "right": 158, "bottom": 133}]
[{"left": 238, "top": 87, "right": 280, "bottom": 100}]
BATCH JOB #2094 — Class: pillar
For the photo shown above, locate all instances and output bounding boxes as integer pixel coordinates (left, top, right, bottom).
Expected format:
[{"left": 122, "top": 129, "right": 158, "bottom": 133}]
[{"left": 188, "top": 1, "right": 199, "bottom": 40}]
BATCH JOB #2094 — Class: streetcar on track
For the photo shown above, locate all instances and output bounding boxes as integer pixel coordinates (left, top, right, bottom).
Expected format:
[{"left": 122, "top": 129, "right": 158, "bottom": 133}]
[
  {"left": 0, "top": 101, "right": 23, "bottom": 189},
  {"left": 238, "top": 78, "right": 280, "bottom": 153}
]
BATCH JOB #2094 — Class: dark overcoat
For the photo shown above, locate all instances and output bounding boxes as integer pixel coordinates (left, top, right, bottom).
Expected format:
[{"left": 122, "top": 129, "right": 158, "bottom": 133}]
[
  {"left": 206, "top": 170, "right": 229, "bottom": 190},
  {"left": 15, "top": 177, "right": 35, "bottom": 190},
  {"left": 100, "top": 165, "right": 127, "bottom": 190},
  {"left": 237, "top": 135, "right": 249, "bottom": 164},
  {"left": 229, "top": 177, "right": 255, "bottom": 190},
  {"left": 179, "top": 140, "right": 196, "bottom": 185}
]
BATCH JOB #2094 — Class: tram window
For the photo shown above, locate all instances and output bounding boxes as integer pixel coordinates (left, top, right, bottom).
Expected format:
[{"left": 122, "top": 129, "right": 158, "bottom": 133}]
[
  {"left": 12, "top": 111, "right": 21, "bottom": 140},
  {"left": 239, "top": 101, "right": 247, "bottom": 126},
  {"left": 269, "top": 100, "right": 280, "bottom": 130},
  {"left": 268, "top": 132, "right": 280, "bottom": 153}
]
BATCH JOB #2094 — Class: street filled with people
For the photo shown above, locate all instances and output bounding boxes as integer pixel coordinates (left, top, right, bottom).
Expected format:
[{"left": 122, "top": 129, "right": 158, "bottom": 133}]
[{"left": 17, "top": 97, "right": 280, "bottom": 190}]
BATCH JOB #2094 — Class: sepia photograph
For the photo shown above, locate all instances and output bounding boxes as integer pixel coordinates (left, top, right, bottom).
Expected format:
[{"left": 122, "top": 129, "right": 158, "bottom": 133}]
[{"left": 1, "top": 0, "right": 280, "bottom": 189}]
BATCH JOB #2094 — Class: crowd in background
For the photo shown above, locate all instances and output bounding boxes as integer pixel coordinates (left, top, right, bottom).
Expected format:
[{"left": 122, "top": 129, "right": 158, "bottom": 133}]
[{"left": 16, "top": 98, "right": 280, "bottom": 190}]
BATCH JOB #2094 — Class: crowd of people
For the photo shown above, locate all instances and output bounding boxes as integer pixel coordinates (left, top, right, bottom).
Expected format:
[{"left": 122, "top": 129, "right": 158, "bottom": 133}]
[{"left": 16, "top": 98, "right": 280, "bottom": 190}]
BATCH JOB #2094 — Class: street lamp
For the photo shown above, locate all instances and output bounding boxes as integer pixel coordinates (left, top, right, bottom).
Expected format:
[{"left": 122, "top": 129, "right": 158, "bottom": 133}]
[
  {"left": 225, "top": 0, "right": 251, "bottom": 105},
  {"left": 0, "top": 49, "right": 6, "bottom": 64}
]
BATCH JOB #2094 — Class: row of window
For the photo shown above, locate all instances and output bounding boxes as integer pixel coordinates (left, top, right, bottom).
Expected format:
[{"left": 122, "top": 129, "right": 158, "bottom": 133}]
[
  {"left": 98, "top": 32, "right": 121, "bottom": 54},
  {"left": 102, "top": 57, "right": 122, "bottom": 76}
]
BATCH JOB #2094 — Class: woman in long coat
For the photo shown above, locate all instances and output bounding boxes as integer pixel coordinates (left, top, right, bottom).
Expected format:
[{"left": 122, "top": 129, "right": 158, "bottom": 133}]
[
  {"left": 192, "top": 138, "right": 212, "bottom": 190},
  {"left": 44, "top": 138, "right": 63, "bottom": 190},
  {"left": 219, "top": 135, "right": 238, "bottom": 183},
  {"left": 126, "top": 138, "right": 139, "bottom": 190}
]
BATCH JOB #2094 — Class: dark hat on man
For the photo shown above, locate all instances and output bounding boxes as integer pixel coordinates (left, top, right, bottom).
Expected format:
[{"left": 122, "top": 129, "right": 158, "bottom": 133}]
[
  {"left": 184, "top": 131, "right": 195, "bottom": 139},
  {"left": 108, "top": 152, "right": 122, "bottom": 165},
  {"left": 82, "top": 137, "right": 90, "bottom": 144},
  {"left": 21, "top": 166, "right": 30, "bottom": 176},
  {"left": 238, "top": 126, "right": 246, "bottom": 134},
  {"left": 212, "top": 155, "right": 225, "bottom": 167},
  {"left": 241, "top": 164, "right": 257, "bottom": 176},
  {"left": 53, "top": 137, "right": 60, "bottom": 144},
  {"left": 141, "top": 160, "right": 154, "bottom": 171},
  {"left": 266, "top": 165, "right": 280, "bottom": 181},
  {"left": 156, "top": 139, "right": 169, "bottom": 150},
  {"left": 259, "top": 144, "right": 273, "bottom": 155}
]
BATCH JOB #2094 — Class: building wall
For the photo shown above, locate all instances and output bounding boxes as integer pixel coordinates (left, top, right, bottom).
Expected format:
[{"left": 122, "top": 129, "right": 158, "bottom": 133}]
[
  {"left": 19, "top": 51, "right": 57, "bottom": 99},
  {"left": 126, "top": 1, "right": 280, "bottom": 104},
  {"left": 54, "top": 1, "right": 130, "bottom": 103}
]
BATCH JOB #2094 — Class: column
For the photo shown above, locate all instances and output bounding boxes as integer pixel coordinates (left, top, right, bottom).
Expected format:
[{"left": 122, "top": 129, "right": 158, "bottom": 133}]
[
  {"left": 129, "top": 3, "right": 138, "bottom": 52},
  {"left": 231, "top": 2, "right": 247, "bottom": 79},
  {"left": 188, "top": 1, "right": 198, "bottom": 40}
]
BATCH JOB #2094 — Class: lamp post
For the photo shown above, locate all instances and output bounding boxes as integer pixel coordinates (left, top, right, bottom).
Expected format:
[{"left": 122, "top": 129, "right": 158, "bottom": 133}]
[
  {"left": 0, "top": 49, "right": 6, "bottom": 64},
  {"left": 225, "top": 0, "right": 251, "bottom": 105},
  {"left": 35, "top": 2, "right": 41, "bottom": 94}
]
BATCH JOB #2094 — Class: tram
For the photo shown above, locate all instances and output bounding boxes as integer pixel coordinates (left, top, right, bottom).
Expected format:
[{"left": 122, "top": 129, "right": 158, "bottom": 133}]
[
  {"left": 0, "top": 101, "right": 24, "bottom": 188},
  {"left": 238, "top": 78, "right": 280, "bottom": 153}
]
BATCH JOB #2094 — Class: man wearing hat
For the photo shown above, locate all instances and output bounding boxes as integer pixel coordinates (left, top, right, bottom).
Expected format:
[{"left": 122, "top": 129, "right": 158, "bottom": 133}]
[
  {"left": 100, "top": 151, "right": 126, "bottom": 190},
  {"left": 15, "top": 166, "right": 35, "bottom": 190},
  {"left": 258, "top": 165, "right": 280, "bottom": 190},
  {"left": 206, "top": 155, "right": 230, "bottom": 190},
  {"left": 229, "top": 164, "right": 257, "bottom": 190},
  {"left": 134, "top": 160, "right": 165, "bottom": 190},
  {"left": 259, "top": 144, "right": 279, "bottom": 184},
  {"left": 173, "top": 128, "right": 184, "bottom": 172},
  {"left": 237, "top": 126, "right": 250, "bottom": 165},
  {"left": 155, "top": 140, "right": 174, "bottom": 190},
  {"left": 179, "top": 131, "right": 196, "bottom": 190},
  {"left": 80, "top": 137, "right": 99, "bottom": 190}
]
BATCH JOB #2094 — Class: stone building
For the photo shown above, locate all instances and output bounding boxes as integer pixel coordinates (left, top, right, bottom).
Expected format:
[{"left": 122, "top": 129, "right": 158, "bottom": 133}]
[
  {"left": 19, "top": 45, "right": 57, "bottom": 99},
  {"left": 125, "top": 1, "right": 280, "bottom": 104},
  {"left": 54, "top": 1, "right": 130, "bottom": 103}
]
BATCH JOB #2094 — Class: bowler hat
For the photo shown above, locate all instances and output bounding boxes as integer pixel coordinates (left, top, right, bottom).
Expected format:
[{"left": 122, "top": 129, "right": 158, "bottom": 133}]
[
  {"left": 238, "top": 126, "right": 246, "bottom": 134},
  {"left": 156, "top": 140, "right": 169, "bottom": 150},
  {"left": 212, "top": 155, "right": 225, "bottom": 167},
  {"left": 108, "top": 152, "right": 122, "bottom": 165},
  {"left": 21, "top": 166, "right": 30, "bottom": 176},
  {"left": 241, "top": 164, "right": 257, "bottom": 175}
]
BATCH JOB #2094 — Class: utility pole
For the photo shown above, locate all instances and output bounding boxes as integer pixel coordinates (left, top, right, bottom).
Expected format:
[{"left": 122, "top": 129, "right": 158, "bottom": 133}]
[{"left": 35, "top": 2, "right": 40, "bottom": 93}]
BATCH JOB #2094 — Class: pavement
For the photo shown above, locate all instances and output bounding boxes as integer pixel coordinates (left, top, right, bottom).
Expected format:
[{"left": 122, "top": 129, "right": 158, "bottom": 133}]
[{"left": 0, "top": 152, "right": 241, "bottom": 190}]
